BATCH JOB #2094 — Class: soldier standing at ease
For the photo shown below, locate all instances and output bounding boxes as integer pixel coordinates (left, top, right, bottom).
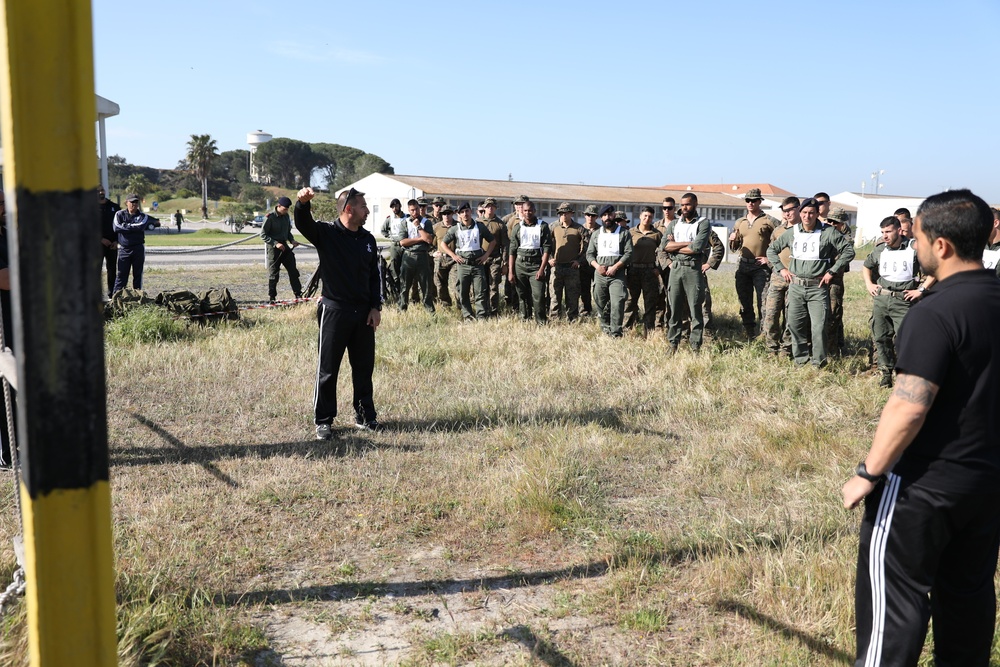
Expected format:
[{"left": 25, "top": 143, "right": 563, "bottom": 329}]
[
  {"left": 508, "top": 200, "right": 552, "bottom": 324},
  {"left": 432, "top": 204, "right": 457, "bottom": 309},
  {"left": 766, "top": 197, "right": 855, "bottom": 367},
  {"left": 441, "top": 203, "right": 496, "bottom": 321},
  {"left": 763, "top": 197, "right": 800, "bottom": 357},
  {"left": 380, "top": 198, "right": 407, "bottom": 300},
  {"left": 548, "top": 202, "right": 586, "bottom": 322},
  {"left": 579, "top": 204, "right": 601, "bottom": 316},
  {"left": 823, "top": 205, "right": 853, "bottom": 355},
  {"left": 398, "top": 199, "right": 436, "bottom": 312},
  {"left": 728, "top": 188, "right": 777, "bottom": 340},
  {"left": 654, "top": 197, "right": 677, "bottom": 330},
  {"left": 863, "top": 215, "right": 930, "bottom": 387},
  {"left": 625, "top": 206, "right": 662, "bottom": 335},
  {"left": 662, "top": 193, "right": 711, "bottom": 353},
  {"left": 477, "top": 197, "right": 508, "bottom": 316},
  {"left": 261, "top": 196, "right": 303, "bottom": 303},
  {"left": 587, "top": 204, "right": 633, "bottom": 338},
  {"left": 503, "top": 195, "right": 530, "bottom": 311}
]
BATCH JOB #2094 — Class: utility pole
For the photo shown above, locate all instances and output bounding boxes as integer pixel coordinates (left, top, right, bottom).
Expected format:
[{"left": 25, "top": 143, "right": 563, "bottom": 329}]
[{"left": 0, "top": 0, "right": 117, "bottom": 665}]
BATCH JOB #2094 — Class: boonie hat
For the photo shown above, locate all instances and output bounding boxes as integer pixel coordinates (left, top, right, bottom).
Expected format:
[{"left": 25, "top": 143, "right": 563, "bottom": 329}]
[
  {"left": 584, "top": 204, "right": 600, "bottom": 216},
  {"left": 556, "top": 202, "right": 574, "bottom": 214},
  {"left": 744, "top": 188, "right": 763, "bottom": 201},
  {"left": 614, "top": 210, "right": 628, "bottom": 222},
  {"left": 432, "top": 196, "right": 447, "bottom": 206},
  {"left": 828, "top": 208, "right": 849, "bottom": 223},
  {"left": 483, "top": 197, "right": 498, "bottom": 207}
]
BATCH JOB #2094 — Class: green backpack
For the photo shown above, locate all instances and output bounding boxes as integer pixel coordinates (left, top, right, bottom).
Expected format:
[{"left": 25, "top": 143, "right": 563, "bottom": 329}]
[
  {"left": 155, "top": 289, "right": 202, "bottom": 317},
  {"left": 106, "top": 287, "right": 154, "bottom": 319},
  {"left": 198, "top": 287, "right": 239, "bottom": 322}
]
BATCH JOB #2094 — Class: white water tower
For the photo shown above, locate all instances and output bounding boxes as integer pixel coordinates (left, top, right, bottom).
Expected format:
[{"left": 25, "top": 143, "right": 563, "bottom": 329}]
[{"left": 247, "top": 130, "right": 272, "bottom": 184}]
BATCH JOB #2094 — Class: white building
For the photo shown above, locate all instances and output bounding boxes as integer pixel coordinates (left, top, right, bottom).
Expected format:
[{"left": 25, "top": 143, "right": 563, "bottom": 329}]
[{"left": 832, "top": 192, "right": 925, "bottom": 243}]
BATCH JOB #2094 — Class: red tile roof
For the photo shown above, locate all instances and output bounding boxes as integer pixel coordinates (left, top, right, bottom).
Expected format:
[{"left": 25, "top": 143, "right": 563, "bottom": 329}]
[{"left": 658, "top": 183, "right": 797, "bottom": 197}]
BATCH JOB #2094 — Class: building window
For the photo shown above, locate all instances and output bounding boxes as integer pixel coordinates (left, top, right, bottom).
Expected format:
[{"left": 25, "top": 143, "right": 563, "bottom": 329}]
[{"left": 373, "top": 204, "right": 379, "bottom": 215}]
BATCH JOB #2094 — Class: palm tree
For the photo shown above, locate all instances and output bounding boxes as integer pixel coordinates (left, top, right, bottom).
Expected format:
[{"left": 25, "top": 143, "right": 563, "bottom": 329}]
[{"left": 185, "top": 134, "right": 218, "bottom": 219}]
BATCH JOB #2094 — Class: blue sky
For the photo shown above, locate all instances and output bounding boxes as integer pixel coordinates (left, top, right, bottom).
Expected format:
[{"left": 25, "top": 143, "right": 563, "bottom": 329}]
[{"left": 94, "top": 0, "right": 1000, "bottom": 201}]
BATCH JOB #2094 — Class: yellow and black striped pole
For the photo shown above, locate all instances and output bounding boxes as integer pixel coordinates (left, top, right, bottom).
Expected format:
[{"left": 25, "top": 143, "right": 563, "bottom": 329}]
[{"left": 0, "top": 0, "right": 116, "bottom": 665}]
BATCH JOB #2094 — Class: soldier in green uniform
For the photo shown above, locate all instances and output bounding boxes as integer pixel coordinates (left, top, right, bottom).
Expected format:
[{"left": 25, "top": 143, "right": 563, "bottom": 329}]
[
  {"left": 587, "top": 204, "right": 633, "bottom": 337},
  {"left": 548, "top": 202, "right": 586, "bottom": 322},
  {"left": 380, "top": 198, "right": 407, "bottom": 300},
  {"left": 441, "top": 203, "right": 497, "bottom": 321},
  {"left": 661, "top": 193, "right": 711, "bottom": 352},
  {"left": 728, "top": 188, "right": 778, "bottom": 340},
  {"left": 862, "top": 215, "right": 930, "bottom": 387},
  {"left": 982, "top": 208, "right": 1000, "bottom": 278},
  {"left": 477, "top": 197, "right": 509, "bottom": 317},
  {"left": 429, "top": 196, "right": 446, "bottom": 223},
  {"left": 508, "top": 200, "right": 552, "bottom": 323},
  {"left": 823, "top": 206, "right": 853, "bottom": 355},
  {"left": 766, "top": 197, "right": 855, "bottom": 367},
  {"left": 398, "top": 199, "right": 436, "bottom": 312},
  {"left": 654, "top": 197, "right": 677, "bottom": 331},
  {"left": 763, "top": 197, "right": 799, "bottom": 356},
  {"left": 503, "top": 195, "right": 530, "bottom": 311},
  {"left": 579, "top": 204, "right": 601, "bottom": 316},
  {"left": 625, "top": 206, "right": 662, "bottom": 335},
  {"left": 261, "top": 196, "right": 303, "bottom": 303},
  {"left": 432, "top": 205, "right": 457, "bottom": 308}
]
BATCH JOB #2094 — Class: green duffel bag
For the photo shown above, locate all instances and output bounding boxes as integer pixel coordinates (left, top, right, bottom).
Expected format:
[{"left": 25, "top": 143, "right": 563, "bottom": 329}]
[
  {"left": 155, "top": 289, "right": 202, "bottom": 317},
  {"left": 198, "top": 287, "right": 239, "bottom": 322},
  {"left": 106, "top": 287, "right": 154, "bottom": 319}
]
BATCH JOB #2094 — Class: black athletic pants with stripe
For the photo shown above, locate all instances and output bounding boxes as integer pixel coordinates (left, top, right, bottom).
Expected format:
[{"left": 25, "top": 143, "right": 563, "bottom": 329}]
[
  {"left": 314, "top": 300, "right": 376, "bottom": 427},
  {"left": 855, "top": 473, "right": 1000, "bottom": 666}
]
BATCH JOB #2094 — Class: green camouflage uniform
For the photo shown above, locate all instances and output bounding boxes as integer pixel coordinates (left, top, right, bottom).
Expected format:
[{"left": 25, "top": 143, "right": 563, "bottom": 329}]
[
  {"left": 261, "top": 209, "right": 302, "bottom": 300},
  {"left": 823, "top": 216, "right": 853, "bottom": 355},
  {"left": 443, "top": 220, "right": 496, "bottom": 320},
  {"left": 661, "top": 215, "right": 711, "bottom": 350},
  {"left": 763, "top": 224, "right": 794, "bottom": 355},
  {"left": 766, "top": 223, "right": 855, "bottom": 366},
  {"left": 625, "top": 226, "right": 663, "bottom": 334},
  {"left": 549, "top": 220, "right": 586, "bottom": 321},
  {"left": 587, "top": 225, "right": 634, "bottom": 337},
  {"left": 509, "top": 219, "right": 553, "bottom": 323},
  {"left": 478, "top": 214, "right": 509, "bottom": 316},
  {"left": 398, "top": 216, "right": 435, "bottom": 312},
  {"left": 864, "top": 237, "right": 921, "bottom": 374}
]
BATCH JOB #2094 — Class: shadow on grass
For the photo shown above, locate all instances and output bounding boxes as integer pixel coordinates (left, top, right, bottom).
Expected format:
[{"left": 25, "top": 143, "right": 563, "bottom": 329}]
[
  {"left": 711, "top": 599, "right": 853, "bottom": 664},
  {"left": 385, "top": 404, "right": 677, "bottom": 438},
  {"left": 214, "top": 561, "right": 609, "bottom": 607},
  {"left": 123, "top": 414, "right": 420, "bottom": 483},
  {"left": 500, "top": 624, "right": 578, "bottom": 667}
]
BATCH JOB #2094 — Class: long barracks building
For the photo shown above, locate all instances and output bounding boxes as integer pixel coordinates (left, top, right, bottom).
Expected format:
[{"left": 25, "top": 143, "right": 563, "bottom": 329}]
[{"left": 335, "top": 173, "right": 751, "bottom": 228}]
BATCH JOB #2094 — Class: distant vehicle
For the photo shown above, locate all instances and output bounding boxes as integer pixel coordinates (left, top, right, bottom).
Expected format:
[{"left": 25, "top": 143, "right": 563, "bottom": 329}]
[
  {"left": 246, "top": 215, "right": 265, "bottom": 228},
  {"left": 144, "top": 215, "right": 161, "bottom": 231}
]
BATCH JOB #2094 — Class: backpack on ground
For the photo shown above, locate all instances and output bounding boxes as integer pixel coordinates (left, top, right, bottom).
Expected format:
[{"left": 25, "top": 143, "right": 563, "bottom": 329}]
[
  {"left": 106, "top": 287, "right": 154, "bottom": 319},
  {"left": 198, "top": 287, "right": 239, "bottom": 322},
  {"left": 155, "top": 289, "right": 202, "bottom": 317}
]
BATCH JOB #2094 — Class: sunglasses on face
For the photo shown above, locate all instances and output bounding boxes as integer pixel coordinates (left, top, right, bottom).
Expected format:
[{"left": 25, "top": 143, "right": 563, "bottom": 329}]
[{"left": 662, "top": 206, "right": 674, "bottom": 211}]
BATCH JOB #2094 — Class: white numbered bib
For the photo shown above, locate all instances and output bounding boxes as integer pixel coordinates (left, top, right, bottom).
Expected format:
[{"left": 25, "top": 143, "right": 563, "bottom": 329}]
[
  {"left": 879, "top": 247, "right": 915, "bottom": 282},
  {"left": 598, "top": 229, "right": 622, "bottom": 258},
  {"left": 456, "top": 226, "right": 481, "bottom": 253},
  {"left": 389, "top": 217, "right": 406, "bottom": 239},
  {"left": 791, "top": 229, "right": 822, "bottom": 261},
  {"left": 407, "top": 220, "right": 425, "bottom": 240},
  {"left": 983, "top": 248, "right": 1000, "bottom": 270},
  {"left": 673, "top": 222, "right": 695, "bottom": 243},
  {"left": 519, "top": 224, "right": 541, "bottom": 250}
]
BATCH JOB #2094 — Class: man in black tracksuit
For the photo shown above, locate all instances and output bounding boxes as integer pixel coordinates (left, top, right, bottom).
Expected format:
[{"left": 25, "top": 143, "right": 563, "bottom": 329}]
[
  {"left": 293, "top": 187, "right": 383, "bottom": 439},
  {"left": 843, "top": 189, "right": 1000, "bottom": 666},
  {"left": 112, "top": 193, "right": 150, "bottom": 294}
]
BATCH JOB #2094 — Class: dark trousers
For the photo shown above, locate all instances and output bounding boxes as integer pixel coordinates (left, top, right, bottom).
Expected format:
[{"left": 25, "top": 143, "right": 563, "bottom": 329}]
[
  {"left": 113, "top": 245, "right": 145, "bottom": 294},
  {"left": 101, "top": 244, "right": 117, "bottom": 297},
  {"left": 855, "top": 475, "right": 1000, "bottom": 667},
  {"left": 514, "top": 257, "right": 547, "bottom": 323},
  {"left": 267, "top": 246, "right": 302, "bottom": 300},
  {"left": 399, "top": 252, "right": 434, "bottom": 312},
  {"left": 735, "top": 261, "right": 770, "bottom": 331},
  {"left": 314, "top": 301, "right": 376, "bottom": 426}
]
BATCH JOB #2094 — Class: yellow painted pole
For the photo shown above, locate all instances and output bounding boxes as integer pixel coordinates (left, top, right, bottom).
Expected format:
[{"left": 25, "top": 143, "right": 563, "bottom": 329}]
[{"left": 0, "top": 0, "right": 117, "bottom": 665}]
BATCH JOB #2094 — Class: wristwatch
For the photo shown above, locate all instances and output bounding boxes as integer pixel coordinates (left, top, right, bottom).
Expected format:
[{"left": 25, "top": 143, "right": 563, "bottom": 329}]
[
  {"left": 855, "top": 461, "right": 886, "bottom": 483},
  {"left": 917, "top": 286, "right": 926, "bottom": 293}
]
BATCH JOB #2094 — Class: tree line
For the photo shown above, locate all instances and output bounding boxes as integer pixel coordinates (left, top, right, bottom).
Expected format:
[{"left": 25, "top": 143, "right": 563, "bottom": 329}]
[{"left": 107, "top": 135, "right": 393, "bottom": 215}]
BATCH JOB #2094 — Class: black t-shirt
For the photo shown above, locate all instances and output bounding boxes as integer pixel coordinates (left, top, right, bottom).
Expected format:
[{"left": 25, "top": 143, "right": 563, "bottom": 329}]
[{"left": 894, "top": 269, "right": 1000, "bottom": 492}]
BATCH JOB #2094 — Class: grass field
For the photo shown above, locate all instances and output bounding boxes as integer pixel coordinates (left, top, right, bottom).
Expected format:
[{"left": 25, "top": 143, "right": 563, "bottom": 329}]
[
  {"left": 0, "top": 266, "right": 994, "bottom": 665},
  {"left": 145, "top": 229, "right": 265, "bottom": 247}
]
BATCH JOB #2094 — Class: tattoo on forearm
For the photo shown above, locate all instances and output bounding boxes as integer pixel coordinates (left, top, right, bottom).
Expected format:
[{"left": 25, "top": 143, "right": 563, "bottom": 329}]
[{"left": 892, "top": 374, "right": 938, "bottom": 408}]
